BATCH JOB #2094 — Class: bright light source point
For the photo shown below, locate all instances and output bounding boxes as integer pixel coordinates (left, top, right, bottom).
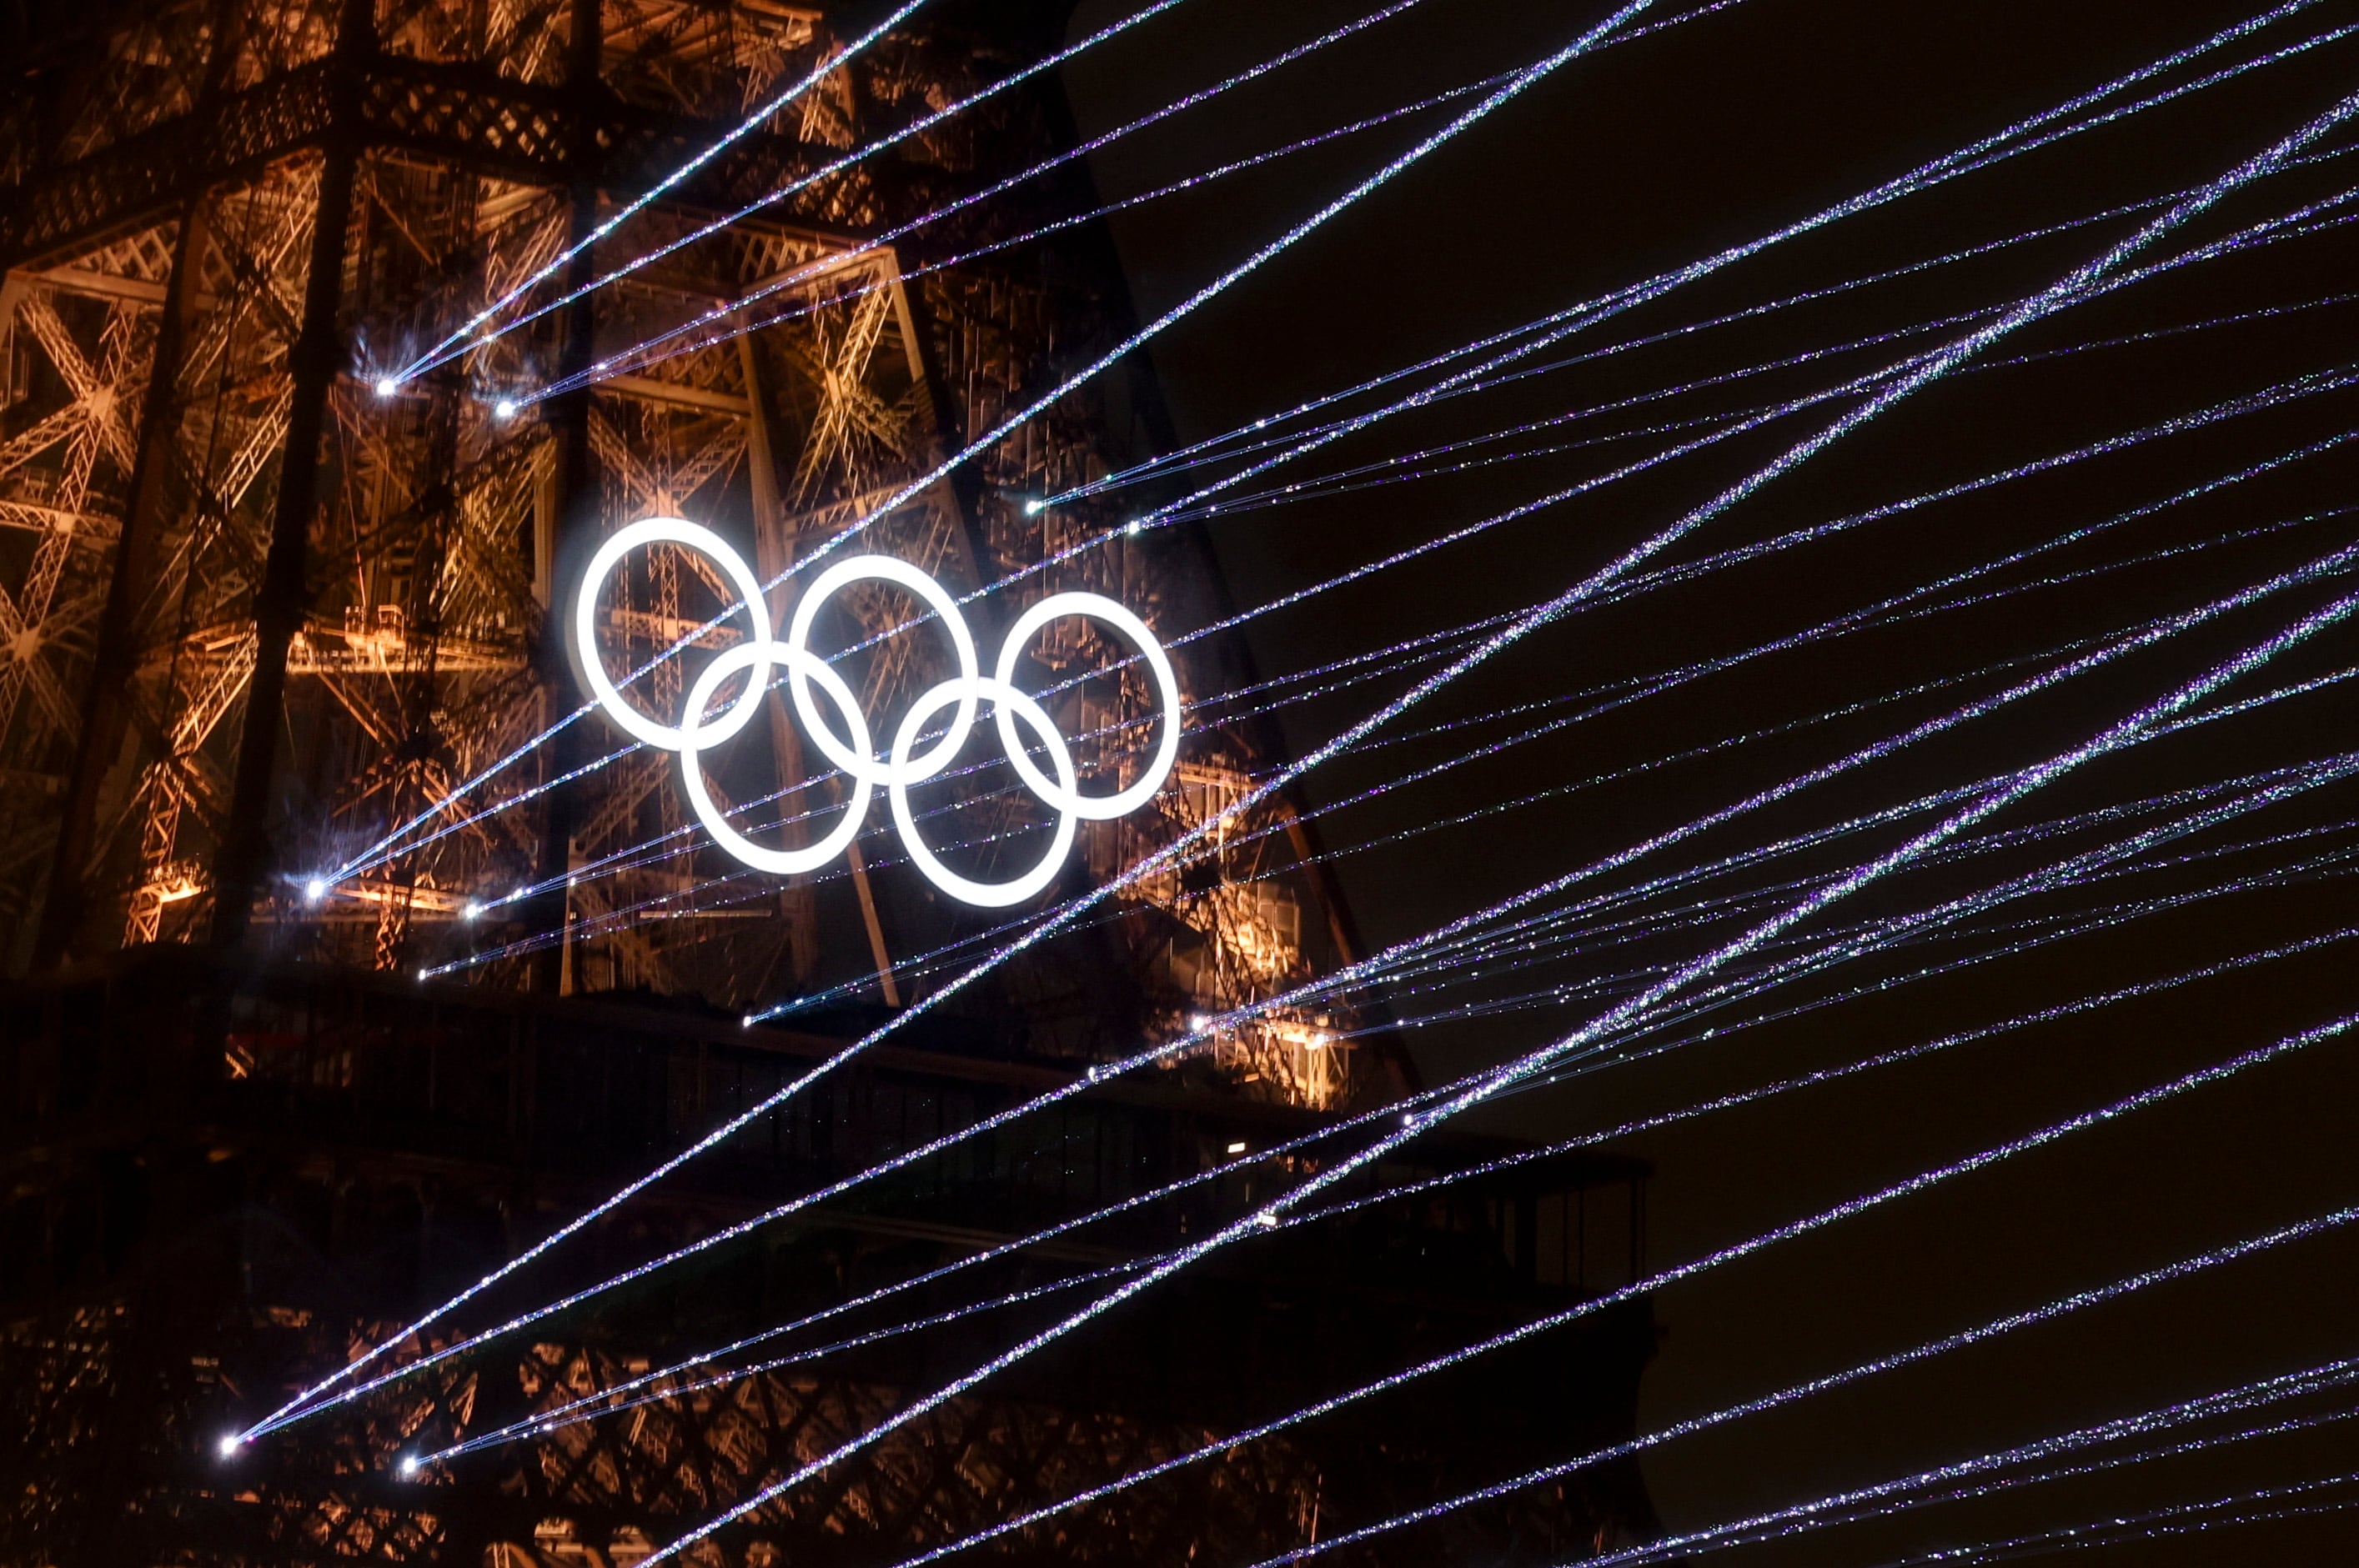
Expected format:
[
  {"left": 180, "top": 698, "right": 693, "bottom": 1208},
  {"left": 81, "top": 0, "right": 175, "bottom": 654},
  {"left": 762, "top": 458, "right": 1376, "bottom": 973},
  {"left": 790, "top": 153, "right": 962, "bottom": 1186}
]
[
  {"left": 1023, "top": 499, "right": 1043, "bottom": 516},
  {"left": 304, "top": 877, "right": 328, "bottom": 903},
  {"left": 1124, "top": 520, "right": 1144, "bottom": 536},
  {"left": 1225, "top": 1140, "right": 1247, "bottom": 1155},
  {"left": 493, "top": 398, "right": 518, "bottom": 419},
  {"left": 217, "top": 1434, "right": 243, "bottom": 1458},
  {"left": 374, "top": 378, "right": 399, "bottom": 398},
  {"left": 1254, "top": 1211, "right": 1279, "bottom": 1229},
  {"left": 463, "top": 901, "right": 481, "bottom": 920},
  {"left": 399, "top": 1455, "right": 421, "bottom": 1477}
]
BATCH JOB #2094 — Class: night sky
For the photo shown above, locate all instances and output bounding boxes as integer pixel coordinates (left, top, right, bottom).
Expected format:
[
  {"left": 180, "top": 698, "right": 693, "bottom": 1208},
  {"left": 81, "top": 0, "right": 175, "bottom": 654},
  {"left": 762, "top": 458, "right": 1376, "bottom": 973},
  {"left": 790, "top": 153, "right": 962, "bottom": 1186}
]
[{"left": 1057, "top": 0, "right": 2359, "bottom": 1556}]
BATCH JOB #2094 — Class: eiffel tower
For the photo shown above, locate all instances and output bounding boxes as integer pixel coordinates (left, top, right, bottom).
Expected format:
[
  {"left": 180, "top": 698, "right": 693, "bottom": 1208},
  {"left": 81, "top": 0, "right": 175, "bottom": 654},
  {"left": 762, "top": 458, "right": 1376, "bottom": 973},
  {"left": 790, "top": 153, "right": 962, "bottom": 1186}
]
[{"left": 0, "top": 0, "right": 1660, "bottom": 1560}]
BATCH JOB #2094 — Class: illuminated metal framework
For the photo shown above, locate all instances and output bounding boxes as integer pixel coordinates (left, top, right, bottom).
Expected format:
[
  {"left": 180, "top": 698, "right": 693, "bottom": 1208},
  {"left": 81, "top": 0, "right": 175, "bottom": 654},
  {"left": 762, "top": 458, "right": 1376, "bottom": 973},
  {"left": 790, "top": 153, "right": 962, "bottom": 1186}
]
[
  {"left": 0, "top": 3, "right": 1662, "bottom": 1563},
  {"left": 0, "top": 0, "right": 1378, "bottom": 1108}
]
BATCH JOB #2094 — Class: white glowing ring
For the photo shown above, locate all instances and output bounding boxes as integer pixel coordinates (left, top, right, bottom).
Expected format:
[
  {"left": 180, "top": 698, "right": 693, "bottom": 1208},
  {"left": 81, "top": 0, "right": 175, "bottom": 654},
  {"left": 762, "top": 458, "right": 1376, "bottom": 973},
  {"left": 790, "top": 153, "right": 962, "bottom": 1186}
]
[
  {"left": 678, "top": 640, "right": 871, "bottom": 875},
  {"left": 888, "top": 676, "right": 1077, "bottom": 908},
  {"left": 992, "top": 592, "right": 1182, "bottom": 820},
  {"left": 788, "top": 554, "right": 979, "bottom": 786},
  {"left": 576, "top": 517, "right": 772, "bottom": 751}
]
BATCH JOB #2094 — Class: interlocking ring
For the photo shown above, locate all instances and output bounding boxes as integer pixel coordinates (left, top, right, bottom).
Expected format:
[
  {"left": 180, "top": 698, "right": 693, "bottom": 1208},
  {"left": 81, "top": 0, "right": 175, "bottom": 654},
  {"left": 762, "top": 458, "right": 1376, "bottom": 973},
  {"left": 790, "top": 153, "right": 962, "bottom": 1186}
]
[{"left": 575, "top": 517, "right": 1183, "bottom": 908}]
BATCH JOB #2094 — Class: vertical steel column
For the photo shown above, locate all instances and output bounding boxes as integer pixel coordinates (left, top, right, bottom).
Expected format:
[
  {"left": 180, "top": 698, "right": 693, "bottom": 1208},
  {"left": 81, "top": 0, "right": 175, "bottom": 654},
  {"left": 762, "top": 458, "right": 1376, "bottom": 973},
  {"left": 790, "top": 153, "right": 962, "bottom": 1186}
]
[
  {"left": 736, "top": 330, "right": 824, "bottom": 989},
  {"left": 531, "top": 0, "right": 604, "bottom": 993},
  {"left": 884, "top": 257, "right": 994, "bottom": 591},
  {"left": 33, "top": 0, "right": 254, "bottom": 967},
  {"left": 207, "top": 0, "right": 370, "bottom": 948},
  {"left": 31, "top": 207, "right": 211, "bottom": 967}
]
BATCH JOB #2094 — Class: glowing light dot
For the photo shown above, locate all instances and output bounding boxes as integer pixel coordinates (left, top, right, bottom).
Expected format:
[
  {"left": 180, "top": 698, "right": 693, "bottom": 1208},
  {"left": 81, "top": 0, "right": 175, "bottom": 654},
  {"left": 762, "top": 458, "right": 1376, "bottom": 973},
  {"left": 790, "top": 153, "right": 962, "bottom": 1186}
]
[
  {"left": 463, "top": 902, "right": 482, "bottom": 920},
  {"left": 415, "top": 968, "right": 429, "bottom": 982},
  {"left": 217, "top": 1435, "right": 243, "bottom": 1458},
  {"left": 1023, "top": 499, "right": 1043, "bottom": 516},
  {"left": 374, "top": 378, "right": 399, "bottom": 398},
  {"left": 399, "top": 1455, "right": 421, "bottom": 1477},
  {"left": 740, "top": 1016, "right": 755, "bottom": 1029},
  {"left": 1254, "top": 1211, "right": 1279, "bottom": 1230},
  {"left": 493, "top": 398, "right": 518, "bottom": 420},
  {"left": 1124, "top": 520, "right": 1144, "bottom": 536},
  {"left": 1189, "top": 1014, "right": 1211, "bottom": 1032},
  {"left": 1225, "top": 1141, "right": 1247, "bottom": 1155},
  {"left": 304, "top": 877, "right": 328, "bottom": 903}
]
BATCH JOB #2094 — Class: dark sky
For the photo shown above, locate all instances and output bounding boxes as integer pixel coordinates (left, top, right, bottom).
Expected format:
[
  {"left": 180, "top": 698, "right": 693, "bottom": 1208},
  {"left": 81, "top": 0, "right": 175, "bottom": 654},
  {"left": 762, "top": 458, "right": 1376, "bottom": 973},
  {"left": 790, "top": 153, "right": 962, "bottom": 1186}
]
[{"left": 1057, "top": 0, "right": 2359, "bottom": 1556}]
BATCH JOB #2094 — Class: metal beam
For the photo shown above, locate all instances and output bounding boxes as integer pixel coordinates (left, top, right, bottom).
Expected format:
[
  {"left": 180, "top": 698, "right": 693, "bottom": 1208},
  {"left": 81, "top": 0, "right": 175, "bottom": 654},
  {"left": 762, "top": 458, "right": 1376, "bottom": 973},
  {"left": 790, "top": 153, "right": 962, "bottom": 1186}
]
[{"left": 208, "top": 0, "right": 372, "bottom": 950}]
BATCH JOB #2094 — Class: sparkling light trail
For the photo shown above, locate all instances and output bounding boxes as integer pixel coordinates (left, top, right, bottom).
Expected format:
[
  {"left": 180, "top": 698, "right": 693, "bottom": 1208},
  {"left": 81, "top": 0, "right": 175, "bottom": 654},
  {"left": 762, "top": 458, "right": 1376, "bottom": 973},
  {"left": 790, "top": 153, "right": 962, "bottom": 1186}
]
[
  {"left": 782, "top": 471, "right": 2339, "bottom": 1014},
  {"left": 1516, "top": 838, "right": 2359, "bottom": 1109},
  {"left": 1239, "top": 1206, "right": 2359, "bottom": 1566},
  {"left": 1859, "top": 1478, "right": 2359, "bottom": 1566},
  {"left": 501, "top": 0, "right": 1754, "bottom": 401},
  {"left": 522, "top": 0, "right": 1454, "bottom": 405},
  {"left": 385, "top": 706, "right": 2359, "bottom": 1463},
  {"left": 424, "top": 912, "right": 2359, "bottom": 1465},
  {"left": 871, "top": 1008, "right": 2359, "bottom": 1568},
  {"left": 319, "top": 0, "right": 1679, "bottom": 894},
  {"left": 1577, "top": 1357, "right": 2359, "bottom": 1565},
  {"left": 1761, "top": 1404, "right": 2359, "bottom": 1558},
  {"left": 1488, "top": 780, "right": 2359, "bottom": 1099},
  {"left": 629, "top": 337, "right": 2359, "bottom": 1563},
  {"left": 1236, "top": 529, "right": 2359, "bottom": 1052},
  {"left": 1023, "top": 9, "right": 2359, "bottom": 559},
  {"left": 1174, "top": 283, "right": 2359, "bottom": 528},
  {"left": 408, "top": 0, "right": 1207, "bottom": 375},
  {"left": 1368, "top": 789, "right": 2359, "bottom": 1039},
  {"left": 1148, "top": 363, "right": 2359, "bottom": 684},
  {"left": 264, "top": 28, "right": 2359, "bottom": 1452},
  {"left": 388, "top": 0, "right": 936, "bottom": 383},
  {"left": 417, "top": 1256, "right": 1155, "bottom": 1467},
  {"left": 1146, "top": 131, "right": 2359, "bottom": 503},
  {"left": 420, "top": 331, "right": 2359, "bottom": 944},
  {"left": 1037, "top": 0, "right": 2335, "bottom": 509},
  {"left": 329, "top": 0, "right": 2342, "bottom": 904}
]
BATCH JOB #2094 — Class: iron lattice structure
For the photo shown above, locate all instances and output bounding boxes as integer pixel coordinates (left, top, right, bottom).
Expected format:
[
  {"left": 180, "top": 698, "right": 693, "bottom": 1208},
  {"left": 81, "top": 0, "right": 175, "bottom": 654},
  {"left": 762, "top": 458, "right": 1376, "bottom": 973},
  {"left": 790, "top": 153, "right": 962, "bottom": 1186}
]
[
  {"left": 1, "top": 3, "right": 1663, "bottom": 1564},
  {"left": 0, "top": 0, "right": 1379, "bottom": 1105}
]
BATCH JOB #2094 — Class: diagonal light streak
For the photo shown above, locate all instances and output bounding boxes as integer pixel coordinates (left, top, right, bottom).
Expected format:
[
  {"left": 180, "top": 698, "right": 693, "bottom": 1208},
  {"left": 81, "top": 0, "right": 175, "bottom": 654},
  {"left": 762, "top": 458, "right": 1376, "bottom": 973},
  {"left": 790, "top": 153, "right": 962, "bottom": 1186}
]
[
  {"left": 411, "top": 0, "right": 1207, "bottom": 375},
  {"left": 389, "top": 0, "right": 938, "bottom": 383},
  {"left": 246, "top": 70, "right": 2359, "bottom": 1449},
  {"left": 319, "top": 0, "right": 1681, "bottom": 894},
  {"left": 1241, "top": 1205, "right": 2359, "bottom": 1566}
]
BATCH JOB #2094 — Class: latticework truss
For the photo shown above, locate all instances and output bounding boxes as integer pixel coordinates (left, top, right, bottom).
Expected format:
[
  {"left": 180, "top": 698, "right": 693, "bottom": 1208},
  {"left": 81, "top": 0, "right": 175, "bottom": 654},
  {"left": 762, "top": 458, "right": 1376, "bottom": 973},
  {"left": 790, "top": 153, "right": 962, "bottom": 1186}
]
[
  {"left": 0, "top": 3, "right": 1538, "bottom": 1560},
  {"left": 3, "top": 0, "right": 1389, "bottom": 1108}
]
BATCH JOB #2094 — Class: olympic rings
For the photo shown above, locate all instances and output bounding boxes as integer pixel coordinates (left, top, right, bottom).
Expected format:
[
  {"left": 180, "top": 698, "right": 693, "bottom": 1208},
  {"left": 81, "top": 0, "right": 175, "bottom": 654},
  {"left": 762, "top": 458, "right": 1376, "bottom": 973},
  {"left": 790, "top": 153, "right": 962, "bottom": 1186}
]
[{"left": 574, "top": 517, "right": 1183, "bottom": 907}]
